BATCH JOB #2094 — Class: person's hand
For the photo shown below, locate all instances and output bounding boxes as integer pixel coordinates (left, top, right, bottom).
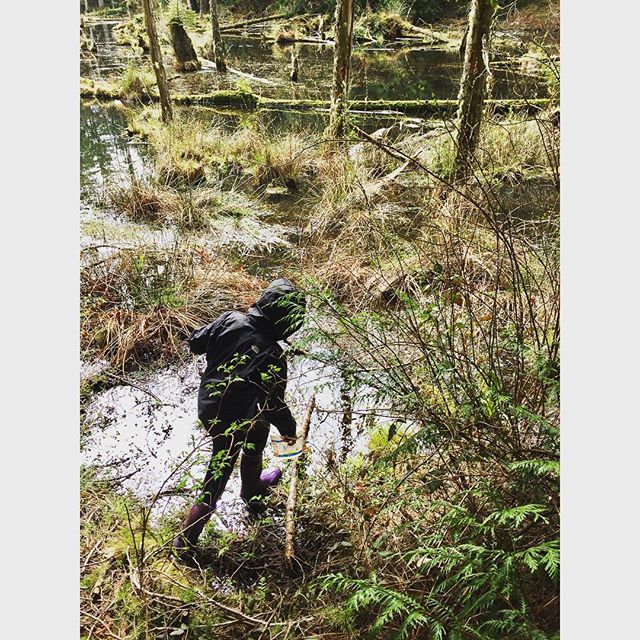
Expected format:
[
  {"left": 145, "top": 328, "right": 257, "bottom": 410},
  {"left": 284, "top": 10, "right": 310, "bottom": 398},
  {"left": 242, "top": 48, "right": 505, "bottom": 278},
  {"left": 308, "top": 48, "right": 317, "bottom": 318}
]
[{"left": 282, "top": 435, "right": 298, "bottom": 446}]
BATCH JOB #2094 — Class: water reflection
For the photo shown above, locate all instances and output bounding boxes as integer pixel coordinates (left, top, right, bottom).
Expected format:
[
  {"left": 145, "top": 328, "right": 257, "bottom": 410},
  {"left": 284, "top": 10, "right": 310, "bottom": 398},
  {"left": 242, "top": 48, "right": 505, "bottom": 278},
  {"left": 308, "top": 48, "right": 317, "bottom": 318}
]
[
  {"left": 82, "top": 21, "right": 548, "bottom": 103},
  {"left": 80, "top": 102, "right": 151, "bottom": 198}
]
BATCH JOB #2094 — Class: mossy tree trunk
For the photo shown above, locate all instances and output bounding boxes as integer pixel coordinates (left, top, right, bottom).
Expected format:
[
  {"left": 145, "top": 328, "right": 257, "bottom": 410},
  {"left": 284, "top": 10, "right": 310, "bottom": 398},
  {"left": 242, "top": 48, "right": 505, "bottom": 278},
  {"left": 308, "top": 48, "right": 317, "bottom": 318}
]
[
  {"left": 453, "top": 0, "right": 495, "bottom": 179},
  {"left": 169, "top": 19, "right": 201, "bottom": 71},
  {"left": 326, "top": 0, "right": 355, "bottom": 139},
  {"left": 142, "top": 0, "right": 173, "bottom": 123},
  {"left": 210, "top": 0, "right": 227, "bottom": 73}
]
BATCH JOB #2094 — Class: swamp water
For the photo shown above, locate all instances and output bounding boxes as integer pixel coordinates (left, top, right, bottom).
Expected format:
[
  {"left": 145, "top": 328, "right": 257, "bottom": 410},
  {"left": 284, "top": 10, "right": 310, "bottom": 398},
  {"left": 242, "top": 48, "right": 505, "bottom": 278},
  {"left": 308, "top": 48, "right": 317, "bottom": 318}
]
[
  {"left": 82, "top": 20, "right": 548, "bottom": 106},
  {"left": 81, "top": 351, "right": 373, "bottom": 529}
]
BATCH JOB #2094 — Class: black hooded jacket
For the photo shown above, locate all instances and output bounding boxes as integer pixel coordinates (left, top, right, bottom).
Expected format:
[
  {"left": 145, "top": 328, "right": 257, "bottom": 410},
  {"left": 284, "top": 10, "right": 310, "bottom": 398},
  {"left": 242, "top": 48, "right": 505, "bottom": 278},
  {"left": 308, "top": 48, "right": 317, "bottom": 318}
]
[{"left": 188, "top": 279, "right": 304, "bottom": 438}]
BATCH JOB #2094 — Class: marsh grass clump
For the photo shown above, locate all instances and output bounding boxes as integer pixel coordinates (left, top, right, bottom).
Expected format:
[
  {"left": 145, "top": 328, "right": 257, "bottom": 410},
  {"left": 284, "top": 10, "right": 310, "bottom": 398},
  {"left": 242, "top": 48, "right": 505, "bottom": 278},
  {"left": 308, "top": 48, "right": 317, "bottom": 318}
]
[
  {"left": 249, "top": 130, "right": 318, "bottom": 189},
  {"left": 129, "top": 107, "right": 321, "bottom": 190},
  {"left": 120, "top": 61, "right": 156, "bottom": 99},
  {"left": 106, "top": 177, "right": 263, "bottom": 230},
  {"left": 171, "top": 187, "right": 263, "bottom": 229},
  {"left": 81, "top": 243, "right": 263, "bottom": 368},
  {"left": 129, "top": 109, "right": 227, "bottom": 186},
  {"left": 107, "top": 180, "right": 170, "bottom": 222}
]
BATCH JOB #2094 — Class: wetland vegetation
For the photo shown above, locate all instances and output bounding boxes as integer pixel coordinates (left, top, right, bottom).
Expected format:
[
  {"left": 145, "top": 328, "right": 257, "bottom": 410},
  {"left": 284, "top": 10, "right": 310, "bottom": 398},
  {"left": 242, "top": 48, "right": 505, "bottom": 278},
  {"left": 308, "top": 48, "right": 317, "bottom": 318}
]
[{"left": 80, "top": 1, "right": 560, "bottom": 638}]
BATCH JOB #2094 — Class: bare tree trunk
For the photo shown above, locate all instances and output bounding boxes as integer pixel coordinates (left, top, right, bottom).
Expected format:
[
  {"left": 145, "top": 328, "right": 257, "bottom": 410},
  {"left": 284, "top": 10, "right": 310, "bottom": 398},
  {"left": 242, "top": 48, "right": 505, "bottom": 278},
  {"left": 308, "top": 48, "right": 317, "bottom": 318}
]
[
  {"left": 142, "top": 0, "right": 173, "bottom": 123},
  {"left": 289, "top": 45, "right": 300, "bottom": 82},
  {"left": 200, "top": 0, "right": 210, "bottom": 15},
  {"left": 210, "top": 0, "right": 227, "bottom": 73},
  {"left": 327, "top": 0, "right": 355, "bottom": 139},
  {"left": 188, "top": 0, "right": 200, "bottom": 11},
  {"left": 317, "top": 15, "right": 325, "bottom": 39},
  {"left": 453, "top": 0, "right": 495, "bottom": 179}
]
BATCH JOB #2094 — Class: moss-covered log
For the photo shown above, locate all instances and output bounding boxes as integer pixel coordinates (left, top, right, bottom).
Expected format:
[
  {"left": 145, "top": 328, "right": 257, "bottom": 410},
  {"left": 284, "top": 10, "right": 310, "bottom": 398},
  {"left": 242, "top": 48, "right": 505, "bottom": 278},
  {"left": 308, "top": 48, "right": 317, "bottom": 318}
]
[
  {"left": 79, "top": 81, "right": 550, "bottom": 116},
  {"left": 218, "top": 13, "right": 289, "bottom": 32},
  {"left": 260, "top": 97, "right": 551, "bottom": 117},
  {"left": 169, "top": 20, "right": 201, "bottom": 72}
]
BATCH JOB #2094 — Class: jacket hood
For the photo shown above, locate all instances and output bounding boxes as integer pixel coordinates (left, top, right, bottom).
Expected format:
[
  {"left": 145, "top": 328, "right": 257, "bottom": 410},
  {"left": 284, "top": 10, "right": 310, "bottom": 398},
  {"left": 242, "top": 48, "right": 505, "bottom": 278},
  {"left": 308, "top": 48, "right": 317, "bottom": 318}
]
[{"left": 248, "top": 278, "right": 305, "bottom": 340}]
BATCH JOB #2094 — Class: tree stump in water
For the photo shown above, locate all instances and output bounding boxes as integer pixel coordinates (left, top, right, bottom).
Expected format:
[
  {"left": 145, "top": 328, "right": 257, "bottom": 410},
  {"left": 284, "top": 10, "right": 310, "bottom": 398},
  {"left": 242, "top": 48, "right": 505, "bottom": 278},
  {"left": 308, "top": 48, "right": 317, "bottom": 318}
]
[{"left": 169, "top": 21, "right": 201, "bottom": 72}]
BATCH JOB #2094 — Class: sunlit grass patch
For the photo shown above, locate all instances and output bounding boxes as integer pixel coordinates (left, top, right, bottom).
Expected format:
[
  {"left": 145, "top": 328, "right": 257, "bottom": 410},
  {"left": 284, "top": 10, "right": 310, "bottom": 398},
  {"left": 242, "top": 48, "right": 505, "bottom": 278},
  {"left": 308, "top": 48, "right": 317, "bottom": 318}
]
[
  {"left": 81, "top": 242, "right": 263, "bottom": 369},
  {"left": 120, "top": 61, "right": 156, "bottom": 100}
]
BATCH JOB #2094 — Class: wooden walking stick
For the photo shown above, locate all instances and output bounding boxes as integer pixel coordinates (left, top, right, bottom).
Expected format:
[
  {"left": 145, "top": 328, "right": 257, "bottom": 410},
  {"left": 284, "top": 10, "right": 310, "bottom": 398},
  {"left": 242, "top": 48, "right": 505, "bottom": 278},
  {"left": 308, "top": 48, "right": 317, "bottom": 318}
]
[{"left": 284, "top": 394, "right": 316, "bottom": 568}]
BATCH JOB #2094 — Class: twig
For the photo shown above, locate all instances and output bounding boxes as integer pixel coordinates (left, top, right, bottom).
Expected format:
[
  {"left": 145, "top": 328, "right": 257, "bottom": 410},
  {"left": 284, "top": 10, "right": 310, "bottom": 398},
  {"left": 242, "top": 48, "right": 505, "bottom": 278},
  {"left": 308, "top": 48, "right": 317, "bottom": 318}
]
[
  {"left": 285, "top": 395, "right": 316, "bottom": 567},
  {"left": 82, "top": 540, "right": 101, "bottom": 574},
  {"left": 80, "top": 610, "right": 121, "bottom": 640},
  {"left": 103, "top": 372, "right": 164, "bottom": 405}
]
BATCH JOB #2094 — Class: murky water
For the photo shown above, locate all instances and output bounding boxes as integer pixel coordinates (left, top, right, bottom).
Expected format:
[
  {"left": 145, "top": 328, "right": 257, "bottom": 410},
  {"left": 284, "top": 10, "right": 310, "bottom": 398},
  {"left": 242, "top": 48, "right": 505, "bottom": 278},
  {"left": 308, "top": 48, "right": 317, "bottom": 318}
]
[
  {"left": 81, "top": 348, "right": 371, "bottom": 527},
  {"left": 81, "top": 102, "right": 151, "bottom": 198},
  {"left": 82, "top": 21, "right": 547, "bottom": 105}
]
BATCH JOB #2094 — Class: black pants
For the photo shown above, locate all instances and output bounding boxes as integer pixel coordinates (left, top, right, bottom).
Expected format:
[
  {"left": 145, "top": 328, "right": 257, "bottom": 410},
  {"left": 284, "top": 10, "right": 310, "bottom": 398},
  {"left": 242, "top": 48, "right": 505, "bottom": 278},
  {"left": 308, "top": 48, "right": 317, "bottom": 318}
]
[{"left": 197, "top": 407, "right": 270, "bottom": 509}]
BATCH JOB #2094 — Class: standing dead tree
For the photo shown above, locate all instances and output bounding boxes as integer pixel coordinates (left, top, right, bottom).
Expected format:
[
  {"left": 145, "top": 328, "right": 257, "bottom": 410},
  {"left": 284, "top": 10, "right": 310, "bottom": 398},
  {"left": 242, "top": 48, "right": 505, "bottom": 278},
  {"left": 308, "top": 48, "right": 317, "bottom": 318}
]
[
  {"left": 326, "top": 0, "right": 355, "bottom": 139},
  {"left": 142, "top": 0, "right": 173, "bottom": 123},
  {"left": 210, "top": 0, "right": 227, "bottom": 72},
  {"left": 453, "top": 0, "right": 496, "bottom": 178}
]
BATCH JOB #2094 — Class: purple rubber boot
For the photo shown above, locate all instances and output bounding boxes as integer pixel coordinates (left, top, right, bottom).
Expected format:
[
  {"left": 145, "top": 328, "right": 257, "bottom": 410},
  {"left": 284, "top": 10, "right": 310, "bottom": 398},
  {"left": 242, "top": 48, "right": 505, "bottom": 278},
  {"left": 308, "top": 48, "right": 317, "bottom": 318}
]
[
  {"left": 172, "top": 502, "right": 214, "bottom": 562},
  {"left": 240, "top": 452, "right": 282, "bottom": 508}
]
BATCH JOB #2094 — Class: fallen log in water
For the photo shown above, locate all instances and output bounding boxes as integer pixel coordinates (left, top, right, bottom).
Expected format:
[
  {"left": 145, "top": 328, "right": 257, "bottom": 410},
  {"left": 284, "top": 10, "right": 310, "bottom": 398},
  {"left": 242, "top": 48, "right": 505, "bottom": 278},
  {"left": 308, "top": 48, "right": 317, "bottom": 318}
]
[
  {"left": 79, "top": 81, "right": 552, "bottom": 116},
  {"left": 219, "top": 13, "right": 290, "bottom": 32},
  {"left": 259, "top": 97, "right": 552, "bottom": 117},
  {"left": 266, "top": 36, "right": 333, "bottom": 45}
]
